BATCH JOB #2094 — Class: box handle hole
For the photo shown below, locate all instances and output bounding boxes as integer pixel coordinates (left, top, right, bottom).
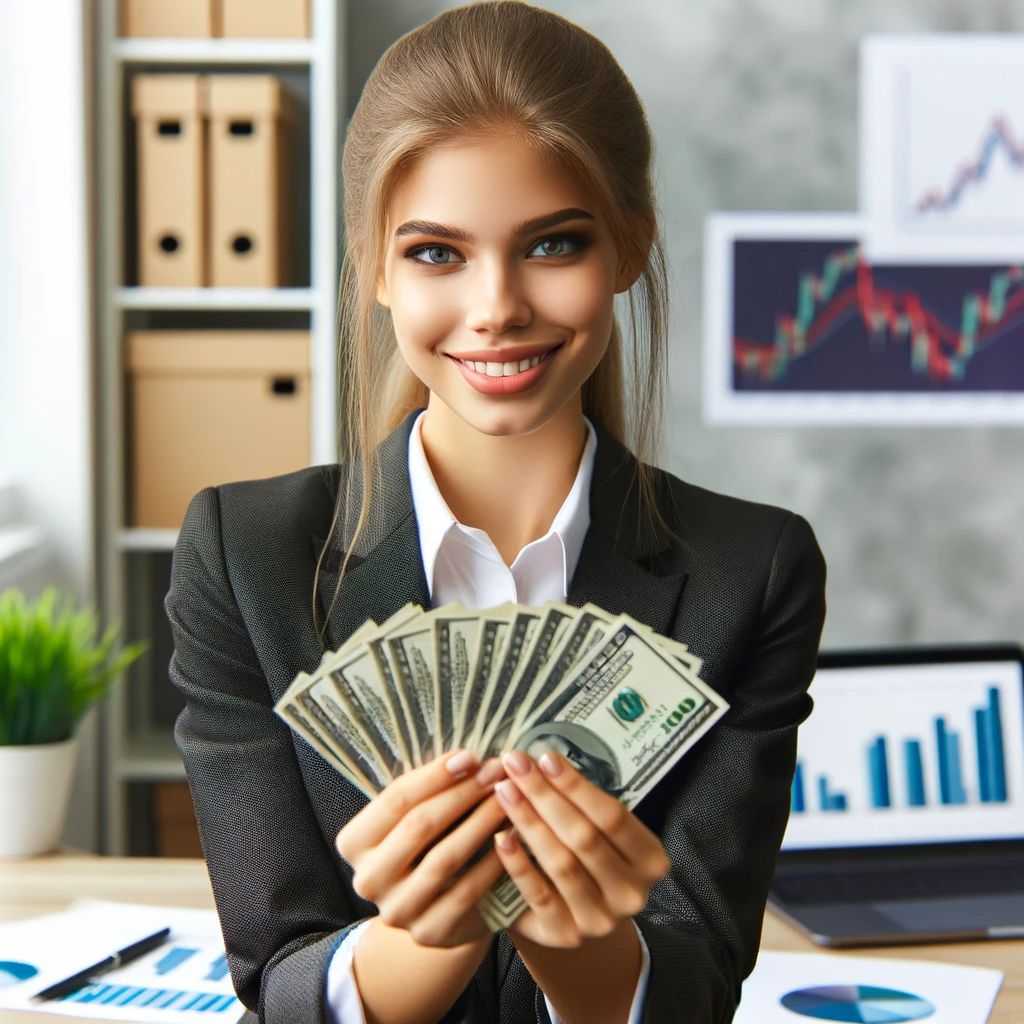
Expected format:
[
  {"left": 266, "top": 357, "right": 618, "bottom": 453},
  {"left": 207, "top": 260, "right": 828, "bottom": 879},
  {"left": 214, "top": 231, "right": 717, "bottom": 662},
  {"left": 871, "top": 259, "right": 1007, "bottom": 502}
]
[
  {"left": 159, "top": 234, "right": 180, "bottom": 254},
  {"left": 158, "top": 120, "right": 181, "bottom": 136},
  {"left": 229, "top": 120, "right": 254, "bottom": 136},
  {"left": 232, "top": 235, "right": 254, "bottom": 255},
  {"left": 272, "top": 377, "right": 297, "bottom": 396}
]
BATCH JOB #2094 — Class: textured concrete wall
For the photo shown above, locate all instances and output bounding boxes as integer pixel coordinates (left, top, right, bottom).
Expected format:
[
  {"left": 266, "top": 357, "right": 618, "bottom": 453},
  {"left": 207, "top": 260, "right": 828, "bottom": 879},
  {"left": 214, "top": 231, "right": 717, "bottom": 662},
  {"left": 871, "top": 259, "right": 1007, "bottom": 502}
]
[{"left": 346, "top": 0, "right": 1024, "bottom": 649}]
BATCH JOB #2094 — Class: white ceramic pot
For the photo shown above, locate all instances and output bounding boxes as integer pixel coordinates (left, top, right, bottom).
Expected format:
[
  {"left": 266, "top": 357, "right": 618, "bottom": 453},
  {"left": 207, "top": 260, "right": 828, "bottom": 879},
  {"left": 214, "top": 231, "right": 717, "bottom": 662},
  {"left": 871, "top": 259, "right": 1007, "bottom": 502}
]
[{"left": 0, "top": 736, "right": 78, "bottom": 858}]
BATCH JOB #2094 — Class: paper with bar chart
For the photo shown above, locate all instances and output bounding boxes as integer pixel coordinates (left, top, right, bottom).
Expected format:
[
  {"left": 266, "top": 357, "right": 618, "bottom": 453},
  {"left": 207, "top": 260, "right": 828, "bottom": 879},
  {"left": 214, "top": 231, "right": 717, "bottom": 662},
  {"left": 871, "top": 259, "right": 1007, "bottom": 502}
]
[
  {"left": 862, "top": 34, "right": 1024, "bottom": 263},
  {"left": 782, "top": 659, "right": 1024, "bottom": 850},
  {"left": 703, "top": 212, "right": 1024, "bottom": 424},
  {"left": 0, "top": 900, "right": 243, "bottom": 1022}
]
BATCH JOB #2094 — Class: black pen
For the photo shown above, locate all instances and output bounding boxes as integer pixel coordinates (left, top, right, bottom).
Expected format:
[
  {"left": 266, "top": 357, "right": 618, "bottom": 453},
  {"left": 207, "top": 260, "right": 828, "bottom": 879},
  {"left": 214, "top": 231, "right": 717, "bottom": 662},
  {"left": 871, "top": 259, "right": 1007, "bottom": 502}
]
[{"left": 30, "top": 926, "right": 172, "bottom": 1003}]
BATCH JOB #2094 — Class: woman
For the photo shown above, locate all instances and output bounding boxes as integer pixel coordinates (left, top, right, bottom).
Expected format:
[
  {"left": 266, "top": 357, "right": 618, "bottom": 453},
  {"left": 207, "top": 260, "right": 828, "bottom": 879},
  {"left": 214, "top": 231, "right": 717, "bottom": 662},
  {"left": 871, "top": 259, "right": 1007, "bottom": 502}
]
[{"left": 166, "top": 4, "right": 827, "bottom": 1023}]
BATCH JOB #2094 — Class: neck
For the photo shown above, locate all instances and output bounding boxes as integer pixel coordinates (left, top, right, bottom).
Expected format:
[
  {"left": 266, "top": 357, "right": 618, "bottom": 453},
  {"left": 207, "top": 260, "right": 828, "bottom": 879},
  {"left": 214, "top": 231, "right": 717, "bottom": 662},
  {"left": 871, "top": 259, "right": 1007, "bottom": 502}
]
[{"left": 418, "top": 396, "right": 589, "bottom": 567}]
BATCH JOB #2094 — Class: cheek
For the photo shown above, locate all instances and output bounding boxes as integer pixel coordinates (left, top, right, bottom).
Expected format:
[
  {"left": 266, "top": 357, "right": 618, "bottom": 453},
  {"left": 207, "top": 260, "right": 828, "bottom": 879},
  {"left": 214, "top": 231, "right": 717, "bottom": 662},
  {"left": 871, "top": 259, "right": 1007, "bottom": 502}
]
[
  {"left": 389, "top": 273, "right": 460, "bottom": 355},
  {"left": 532, "top": 263, "right": 615, "bottom": 334}
]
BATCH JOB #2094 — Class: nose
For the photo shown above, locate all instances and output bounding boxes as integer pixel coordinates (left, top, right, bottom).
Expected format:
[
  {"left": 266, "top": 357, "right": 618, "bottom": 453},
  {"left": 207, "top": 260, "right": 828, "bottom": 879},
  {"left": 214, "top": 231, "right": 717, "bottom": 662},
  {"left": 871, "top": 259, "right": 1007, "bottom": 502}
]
[{"left": 464, "top": 254, "right": 532, "bottom": 335}]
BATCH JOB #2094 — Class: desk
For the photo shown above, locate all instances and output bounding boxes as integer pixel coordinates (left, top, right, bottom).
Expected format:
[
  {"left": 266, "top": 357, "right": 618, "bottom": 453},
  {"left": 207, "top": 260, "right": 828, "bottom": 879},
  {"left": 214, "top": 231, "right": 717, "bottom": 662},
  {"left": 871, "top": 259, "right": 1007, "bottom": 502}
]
[{"left": 1, "top": 854, "right": 1022, "bottom": 1023}]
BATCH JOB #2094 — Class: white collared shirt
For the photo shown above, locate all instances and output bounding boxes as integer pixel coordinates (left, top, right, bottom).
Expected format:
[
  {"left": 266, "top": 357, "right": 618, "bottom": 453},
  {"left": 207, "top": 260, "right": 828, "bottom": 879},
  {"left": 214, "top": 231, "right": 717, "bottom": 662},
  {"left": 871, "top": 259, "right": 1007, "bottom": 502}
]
[{"left": 326, "top": 409, "right": 651, "bottom": 1024}]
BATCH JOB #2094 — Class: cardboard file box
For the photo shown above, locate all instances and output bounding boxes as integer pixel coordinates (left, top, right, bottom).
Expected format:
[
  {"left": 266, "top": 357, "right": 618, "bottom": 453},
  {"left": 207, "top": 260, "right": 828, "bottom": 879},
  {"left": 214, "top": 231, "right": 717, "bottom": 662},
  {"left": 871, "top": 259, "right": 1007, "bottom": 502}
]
[
  {"left": 207, "top": 76, "right": 294, "bottom": 287},
  {"left": 153, "top": 782, "right": 203, "bottom": 858},
  {"left": 221, "top": 0, "right": 310, "bottom": 38},
  {"left": 132, "top": 75, "right": 207, "bottom": 287},
  {"left": 122, "top": 0, "right": 216, "bottom": 37},
  {"left": 127, "top": 331, "right": 310, "bottom": 528}
]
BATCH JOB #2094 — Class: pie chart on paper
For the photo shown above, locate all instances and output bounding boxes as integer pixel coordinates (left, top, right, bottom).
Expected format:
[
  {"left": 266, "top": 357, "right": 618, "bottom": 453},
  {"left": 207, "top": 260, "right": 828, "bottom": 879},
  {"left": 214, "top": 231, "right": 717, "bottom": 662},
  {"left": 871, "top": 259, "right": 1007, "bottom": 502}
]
[
  {"left": 0, "top": 960, "right": 38, "bottom": 989},
  {"left": 780, "top": 984, "right": 936, "bottom": 1022}
]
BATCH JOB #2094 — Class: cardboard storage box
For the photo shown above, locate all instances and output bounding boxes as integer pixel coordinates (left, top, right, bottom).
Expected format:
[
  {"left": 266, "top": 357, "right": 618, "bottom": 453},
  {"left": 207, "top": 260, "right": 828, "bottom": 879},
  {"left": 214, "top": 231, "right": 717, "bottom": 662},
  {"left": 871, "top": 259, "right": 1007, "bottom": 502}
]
[
  {"left": 127, "top": 331, "right": 310, "bottom": 528},
  {"left": 207, "top": 76, "right": 294, "bottom": 287},
  {"left": 132, "top": 75, "right": 207, "bottom": 287},
  {"left": 153, "top": 782, "right": 203, "bottom": 858},
  {"left": 122, "top": 0, "right": 216, "bottom": 37},
  {"left": 221, "top": 0, "right": 310, "bottom": 38}
]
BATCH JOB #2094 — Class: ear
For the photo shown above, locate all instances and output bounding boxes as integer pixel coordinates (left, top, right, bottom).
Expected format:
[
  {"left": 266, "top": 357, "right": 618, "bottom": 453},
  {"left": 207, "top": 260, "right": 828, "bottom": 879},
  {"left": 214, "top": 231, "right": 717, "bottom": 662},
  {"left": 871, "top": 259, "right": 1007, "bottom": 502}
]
[
  {"left": 375, "top": 274, "right": 391, "bottom": 309},
  {"left": 614, "top": 208, "right": 657, "bottom": 294}
]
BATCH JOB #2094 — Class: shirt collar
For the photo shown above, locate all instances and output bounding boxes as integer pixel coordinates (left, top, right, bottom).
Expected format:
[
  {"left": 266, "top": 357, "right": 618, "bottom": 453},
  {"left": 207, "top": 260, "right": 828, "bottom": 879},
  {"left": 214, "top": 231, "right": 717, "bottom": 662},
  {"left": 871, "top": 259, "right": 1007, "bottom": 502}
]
[{"left": 407, "top": 410, "right": 597, "bottom": 599}]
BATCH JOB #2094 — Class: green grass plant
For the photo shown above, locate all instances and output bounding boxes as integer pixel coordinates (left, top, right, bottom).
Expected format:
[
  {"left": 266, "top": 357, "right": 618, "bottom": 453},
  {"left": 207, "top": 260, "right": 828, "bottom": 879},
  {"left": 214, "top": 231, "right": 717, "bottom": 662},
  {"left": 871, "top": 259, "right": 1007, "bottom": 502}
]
[{"left": 0, "top": 586, "right": 147, "bottom": 746}]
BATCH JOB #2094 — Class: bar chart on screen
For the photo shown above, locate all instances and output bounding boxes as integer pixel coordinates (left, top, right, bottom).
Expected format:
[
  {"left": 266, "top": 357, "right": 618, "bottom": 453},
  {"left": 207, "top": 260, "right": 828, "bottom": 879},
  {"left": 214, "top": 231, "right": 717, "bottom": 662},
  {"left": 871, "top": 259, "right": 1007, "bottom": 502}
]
[{"left": 782, "top": 660, "right": 1024, "bottom": 850}]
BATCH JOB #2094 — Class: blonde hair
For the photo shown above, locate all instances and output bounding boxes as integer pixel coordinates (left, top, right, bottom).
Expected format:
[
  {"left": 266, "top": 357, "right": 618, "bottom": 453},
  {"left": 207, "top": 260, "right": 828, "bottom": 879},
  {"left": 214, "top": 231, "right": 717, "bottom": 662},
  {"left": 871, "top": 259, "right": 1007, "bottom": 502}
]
[{"left": 314, "top": 0, "right": 672, "bottom": 648}]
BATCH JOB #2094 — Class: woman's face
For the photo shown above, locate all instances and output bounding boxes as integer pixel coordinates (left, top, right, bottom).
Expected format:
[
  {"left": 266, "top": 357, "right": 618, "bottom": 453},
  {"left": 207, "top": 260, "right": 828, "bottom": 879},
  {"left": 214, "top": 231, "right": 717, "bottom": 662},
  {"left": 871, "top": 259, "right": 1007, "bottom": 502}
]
[{"left": 377, "top": 135, "right": 638, "bottom": 437}]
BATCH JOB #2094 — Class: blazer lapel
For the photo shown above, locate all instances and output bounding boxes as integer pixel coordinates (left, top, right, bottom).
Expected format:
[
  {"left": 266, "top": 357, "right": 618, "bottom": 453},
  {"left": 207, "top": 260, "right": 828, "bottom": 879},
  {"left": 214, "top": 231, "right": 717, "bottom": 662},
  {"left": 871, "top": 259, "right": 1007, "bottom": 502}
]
[
  {"left": 311, "top": 410, "right": 431, "bottom": 654},
  {"left": 568, "top": 421, "right": 688, "bottom": 638}
]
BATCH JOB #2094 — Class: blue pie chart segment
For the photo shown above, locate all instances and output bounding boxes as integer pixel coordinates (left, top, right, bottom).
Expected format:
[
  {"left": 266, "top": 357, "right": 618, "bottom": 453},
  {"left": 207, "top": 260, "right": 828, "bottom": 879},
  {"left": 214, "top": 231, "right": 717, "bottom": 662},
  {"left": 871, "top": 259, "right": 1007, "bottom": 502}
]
[
  {"left": 780, "top": 984, "right": 936, "bottom": 1022},
  {"left": 0, "top": 961, "right": 39, "bottom": 989}
]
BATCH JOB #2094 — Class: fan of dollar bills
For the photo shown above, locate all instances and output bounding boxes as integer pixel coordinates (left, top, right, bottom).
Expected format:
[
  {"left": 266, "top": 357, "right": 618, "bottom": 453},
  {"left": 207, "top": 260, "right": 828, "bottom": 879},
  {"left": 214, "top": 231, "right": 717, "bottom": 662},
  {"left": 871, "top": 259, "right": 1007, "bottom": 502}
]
[{"left": 274, "top": 600, "right": 729, "bottom": 930}]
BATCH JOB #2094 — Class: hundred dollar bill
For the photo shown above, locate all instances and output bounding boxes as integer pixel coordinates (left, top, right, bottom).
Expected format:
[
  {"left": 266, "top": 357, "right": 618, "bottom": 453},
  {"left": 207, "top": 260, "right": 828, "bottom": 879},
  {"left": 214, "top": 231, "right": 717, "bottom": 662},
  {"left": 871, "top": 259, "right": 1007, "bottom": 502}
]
[
  {"left": 468, "top": 607, "right": 542, "bottom": 756},
  {"left": 433, "top": 607, "right": 482, "bottom": 753},
  {"left": 387, "top": 617, "right": 441, "bottom": 765},
  {"left": 478, "top": 602, "right": 577, "bottom": 759},
  {"left": 454, "top": 604, "right": 514, "bottom": 751}
]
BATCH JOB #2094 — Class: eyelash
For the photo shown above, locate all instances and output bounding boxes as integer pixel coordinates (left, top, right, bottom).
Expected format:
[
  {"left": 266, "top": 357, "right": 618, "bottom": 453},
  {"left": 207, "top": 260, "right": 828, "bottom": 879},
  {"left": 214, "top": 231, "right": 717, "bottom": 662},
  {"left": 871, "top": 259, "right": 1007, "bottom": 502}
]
[{"left": 403, "top": 232, "right": 590, "bottom": 267}]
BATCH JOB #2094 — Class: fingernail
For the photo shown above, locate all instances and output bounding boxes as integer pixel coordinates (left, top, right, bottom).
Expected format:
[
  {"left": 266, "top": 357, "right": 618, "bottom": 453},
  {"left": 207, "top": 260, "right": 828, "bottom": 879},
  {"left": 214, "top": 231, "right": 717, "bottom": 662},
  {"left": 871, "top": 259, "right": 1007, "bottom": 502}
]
[
  {"left": 538, "top": 751, "right": 563, "bottom": 777},
  {"left": 445, "top": 749, "right": 477, "bottom": 778},
  {"left": 495, "top": 829, "right": 516, "bottom": 852},
  {"left": 495, "top": 779, "right": 523, "bottom": 808},
  {"left": 503, "top": 750, "right": 531, "bottom": 777},
  {"left": 474, "top": 758, "right": 506, "bottom": 787}
]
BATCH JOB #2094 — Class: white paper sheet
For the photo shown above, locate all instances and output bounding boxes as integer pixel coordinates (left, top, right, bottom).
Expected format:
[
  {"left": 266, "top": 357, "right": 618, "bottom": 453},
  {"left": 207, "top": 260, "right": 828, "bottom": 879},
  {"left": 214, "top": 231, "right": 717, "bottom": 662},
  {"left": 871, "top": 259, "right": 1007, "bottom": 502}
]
[
  {"left": 733, "top": 950, "right": 1002, "bottom": 1024},
  {"left": 0, "top": 900, "right": 245, "bottom": 1022}
]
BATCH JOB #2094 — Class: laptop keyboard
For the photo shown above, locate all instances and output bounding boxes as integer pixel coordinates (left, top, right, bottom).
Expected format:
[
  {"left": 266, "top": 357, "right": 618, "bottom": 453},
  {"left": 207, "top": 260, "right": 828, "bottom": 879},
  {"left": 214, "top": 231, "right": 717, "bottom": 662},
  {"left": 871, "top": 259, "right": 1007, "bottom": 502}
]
[{"left": 772, "top": 861, "right": 1024, "bottom": 906}]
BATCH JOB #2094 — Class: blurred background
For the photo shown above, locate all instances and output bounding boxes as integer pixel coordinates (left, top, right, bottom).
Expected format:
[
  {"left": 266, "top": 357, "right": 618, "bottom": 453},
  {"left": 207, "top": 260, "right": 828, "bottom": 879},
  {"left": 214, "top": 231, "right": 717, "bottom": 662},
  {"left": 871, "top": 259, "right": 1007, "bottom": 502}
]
[{"left": 0, "top": 0, "right": 1021, "bottom": 859}]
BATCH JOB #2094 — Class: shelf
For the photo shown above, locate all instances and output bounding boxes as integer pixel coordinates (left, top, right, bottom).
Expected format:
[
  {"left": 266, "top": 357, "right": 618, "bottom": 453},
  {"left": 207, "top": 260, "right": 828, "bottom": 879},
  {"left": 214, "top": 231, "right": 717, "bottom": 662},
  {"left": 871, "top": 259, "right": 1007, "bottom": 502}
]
[
  {"left": 118, "top": 728, "right": 186, "bottom": 780},
  {"left": 115, "top": 286, "right": 320, "bottom": 310},
  {"left": 112, "top": 37, "right": 316, "bottom": 65},
  {"left": 118, "top": 529, "right": 178, "bottom": 551}
]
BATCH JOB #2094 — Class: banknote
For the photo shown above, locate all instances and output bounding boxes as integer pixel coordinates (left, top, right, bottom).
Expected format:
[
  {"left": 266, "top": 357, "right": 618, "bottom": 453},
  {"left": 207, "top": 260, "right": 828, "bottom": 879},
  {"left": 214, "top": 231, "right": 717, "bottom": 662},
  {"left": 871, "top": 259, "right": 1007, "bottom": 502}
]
[
  {"left": 455, "top": 606, "right": 514, "bottom": 751},
  {"left": 387, "top": 617, "right": 440, "bottom": 765},
  {"left": 433, "top": 608, "right": 482, "bottom": 752}
]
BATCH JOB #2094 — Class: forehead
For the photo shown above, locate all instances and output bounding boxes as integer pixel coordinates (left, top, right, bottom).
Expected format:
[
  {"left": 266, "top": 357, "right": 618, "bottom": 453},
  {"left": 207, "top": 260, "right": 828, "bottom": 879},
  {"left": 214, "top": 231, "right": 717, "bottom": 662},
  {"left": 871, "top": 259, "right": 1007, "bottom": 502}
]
[{"left": 386, "top": 136, "right": 597, "bottom": 234}]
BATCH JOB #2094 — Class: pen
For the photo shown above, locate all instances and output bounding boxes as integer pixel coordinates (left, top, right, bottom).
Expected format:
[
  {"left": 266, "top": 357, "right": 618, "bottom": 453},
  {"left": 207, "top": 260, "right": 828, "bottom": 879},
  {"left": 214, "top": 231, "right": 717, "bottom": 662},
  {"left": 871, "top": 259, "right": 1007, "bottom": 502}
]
[{"left": 30, "top": 926, "right": 172, "bottom": 1003}]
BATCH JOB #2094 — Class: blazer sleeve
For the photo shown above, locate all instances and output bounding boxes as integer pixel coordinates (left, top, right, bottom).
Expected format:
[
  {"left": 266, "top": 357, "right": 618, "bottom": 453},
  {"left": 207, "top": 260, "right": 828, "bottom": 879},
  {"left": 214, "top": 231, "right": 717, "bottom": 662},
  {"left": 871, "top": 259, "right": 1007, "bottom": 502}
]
[
  {"left": 635, "top": 512, "right": 827, "bottom": 1024},
  {"left": 165, "top": 486, "right": 366, "bottom": 1023}
]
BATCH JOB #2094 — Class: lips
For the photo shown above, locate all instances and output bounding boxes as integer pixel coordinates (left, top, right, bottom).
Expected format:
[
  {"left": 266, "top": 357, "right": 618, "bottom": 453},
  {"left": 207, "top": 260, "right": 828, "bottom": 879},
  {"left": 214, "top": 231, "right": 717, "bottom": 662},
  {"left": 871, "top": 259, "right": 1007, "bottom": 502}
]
[{"left": 448, "top": 344, "right": 560, "bottom": 396}]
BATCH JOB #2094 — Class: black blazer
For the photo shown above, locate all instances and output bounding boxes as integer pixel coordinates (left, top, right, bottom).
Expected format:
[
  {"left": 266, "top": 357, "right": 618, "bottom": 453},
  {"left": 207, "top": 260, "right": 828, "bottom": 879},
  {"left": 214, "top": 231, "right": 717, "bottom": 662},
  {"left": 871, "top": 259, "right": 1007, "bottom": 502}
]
[{"left": 166, "top": 409, "right": 826, "bottom": 1024}]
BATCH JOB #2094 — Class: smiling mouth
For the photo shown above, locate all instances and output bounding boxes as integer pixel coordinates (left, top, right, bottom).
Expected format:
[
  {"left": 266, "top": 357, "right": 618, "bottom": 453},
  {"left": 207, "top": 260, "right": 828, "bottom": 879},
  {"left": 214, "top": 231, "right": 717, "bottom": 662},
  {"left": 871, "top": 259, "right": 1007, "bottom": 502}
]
[{"left": 447, "top": 344, "right": 561, "bottom": 377}]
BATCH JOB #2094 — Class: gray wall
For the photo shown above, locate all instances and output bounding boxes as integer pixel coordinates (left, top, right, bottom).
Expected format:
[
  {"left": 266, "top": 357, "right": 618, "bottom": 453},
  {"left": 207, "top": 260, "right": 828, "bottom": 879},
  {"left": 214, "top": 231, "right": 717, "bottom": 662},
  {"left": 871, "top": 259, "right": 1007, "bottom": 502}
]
[{"left": 345, "top": 0, "right": 1024, "bottom": 649}]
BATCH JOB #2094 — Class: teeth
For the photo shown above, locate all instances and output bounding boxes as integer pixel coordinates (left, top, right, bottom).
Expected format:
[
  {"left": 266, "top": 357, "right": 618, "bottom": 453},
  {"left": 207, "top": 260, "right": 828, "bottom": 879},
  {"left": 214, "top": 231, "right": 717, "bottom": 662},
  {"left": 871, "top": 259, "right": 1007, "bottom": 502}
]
[{"left": 459, "top": 350, "right": 550, "bottom": 376}]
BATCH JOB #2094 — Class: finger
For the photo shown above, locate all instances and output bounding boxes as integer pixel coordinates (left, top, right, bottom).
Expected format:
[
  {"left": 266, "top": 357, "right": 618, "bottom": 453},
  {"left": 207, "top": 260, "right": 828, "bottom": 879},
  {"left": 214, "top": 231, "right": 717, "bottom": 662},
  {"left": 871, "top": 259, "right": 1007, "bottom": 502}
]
[
  {"left": 500, "top": 751, "right": 649, "bottom": 917},
  {"left": 336, "top": 749, "right": 482, "bottom": 859},
  {"left": 494, "top": 780, "right": 615, "bottom": 939},
  {"left": 405, "top": 848, "right": 508, "bottom": 948},
  {"left": 492, "top": 830, "right": 579, "bottom": 947},
  {"left": 354, "top": 767, "right": 504, "bottom": 903},
  {"left": 377, "top": 793, "right": 509, "bottom": 927},
  {"left": 524, "top": 749, "right": 670, "bottom": 883}
]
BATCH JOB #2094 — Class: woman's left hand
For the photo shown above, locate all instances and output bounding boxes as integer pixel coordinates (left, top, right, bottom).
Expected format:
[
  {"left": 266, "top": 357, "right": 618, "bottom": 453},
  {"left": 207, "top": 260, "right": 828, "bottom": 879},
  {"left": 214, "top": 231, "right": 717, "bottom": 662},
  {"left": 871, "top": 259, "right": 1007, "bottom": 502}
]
[{"left": 491, "top": 748, "right": 670, "bottom": 948}]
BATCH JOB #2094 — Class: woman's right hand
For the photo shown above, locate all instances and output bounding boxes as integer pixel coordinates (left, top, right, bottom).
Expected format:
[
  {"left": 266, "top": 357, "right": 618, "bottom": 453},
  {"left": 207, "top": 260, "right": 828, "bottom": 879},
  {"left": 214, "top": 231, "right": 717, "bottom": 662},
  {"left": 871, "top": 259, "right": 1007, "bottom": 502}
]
[{"left": 335, "top": 750, "right": 509, "bottom": 948}]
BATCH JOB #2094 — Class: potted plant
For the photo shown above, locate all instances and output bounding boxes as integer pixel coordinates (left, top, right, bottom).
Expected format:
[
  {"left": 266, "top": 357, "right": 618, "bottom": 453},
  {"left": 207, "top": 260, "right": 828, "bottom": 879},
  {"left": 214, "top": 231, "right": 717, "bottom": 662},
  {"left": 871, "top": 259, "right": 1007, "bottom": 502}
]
[{"left": 0, "top": 586, "right": 146, "bottom": 858}]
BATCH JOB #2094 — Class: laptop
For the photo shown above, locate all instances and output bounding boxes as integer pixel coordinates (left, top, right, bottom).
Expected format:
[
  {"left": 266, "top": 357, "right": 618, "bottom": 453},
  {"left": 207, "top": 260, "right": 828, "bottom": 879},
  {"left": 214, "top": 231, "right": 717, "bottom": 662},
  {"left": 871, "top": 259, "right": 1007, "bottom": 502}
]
[{"left": 768, "top": 643, "right": 1024, "bottom": 947}]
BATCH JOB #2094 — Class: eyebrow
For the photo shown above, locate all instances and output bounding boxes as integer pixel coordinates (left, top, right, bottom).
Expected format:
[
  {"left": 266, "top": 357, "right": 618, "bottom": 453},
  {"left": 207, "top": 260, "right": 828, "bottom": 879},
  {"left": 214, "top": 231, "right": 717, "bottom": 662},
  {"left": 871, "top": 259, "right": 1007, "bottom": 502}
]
[{"left": 393, "top": 206, "right": 596, "bottom": 244}]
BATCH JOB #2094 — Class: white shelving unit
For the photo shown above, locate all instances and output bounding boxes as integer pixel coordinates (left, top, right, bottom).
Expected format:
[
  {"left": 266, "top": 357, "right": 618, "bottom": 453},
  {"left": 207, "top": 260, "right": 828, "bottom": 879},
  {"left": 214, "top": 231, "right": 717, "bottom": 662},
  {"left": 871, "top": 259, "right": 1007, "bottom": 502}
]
[{"left": 94, "top": 0, "right": 345, "bottom": 854}]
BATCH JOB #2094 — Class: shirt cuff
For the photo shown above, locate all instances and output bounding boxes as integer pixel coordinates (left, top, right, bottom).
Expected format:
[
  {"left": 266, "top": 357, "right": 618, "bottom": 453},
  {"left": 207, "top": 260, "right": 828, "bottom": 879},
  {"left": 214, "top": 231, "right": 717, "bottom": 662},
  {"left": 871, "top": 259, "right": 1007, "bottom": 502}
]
[
  {"left": 543, "top": 920, "right": 651, "bottom": 1024},
  {"left": 325, "top": 918, "right": 374, "bottom": 1024}
]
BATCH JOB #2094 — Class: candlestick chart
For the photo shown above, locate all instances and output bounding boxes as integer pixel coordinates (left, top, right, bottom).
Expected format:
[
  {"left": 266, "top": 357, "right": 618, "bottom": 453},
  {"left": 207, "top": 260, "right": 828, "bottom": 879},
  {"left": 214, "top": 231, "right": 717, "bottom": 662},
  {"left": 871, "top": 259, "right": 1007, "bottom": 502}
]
[{"left": 731, "top": 239, "right": 1024, "bottom": 392}]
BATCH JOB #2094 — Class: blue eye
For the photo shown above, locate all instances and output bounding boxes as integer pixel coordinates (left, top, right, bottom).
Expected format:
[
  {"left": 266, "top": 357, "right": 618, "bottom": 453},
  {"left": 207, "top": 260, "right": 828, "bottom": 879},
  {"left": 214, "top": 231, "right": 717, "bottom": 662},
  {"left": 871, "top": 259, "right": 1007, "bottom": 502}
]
[
  {"left": 409, "top": 245, "right": 459, "bottom": 266},
  {"left": 527, "top": 234, "right": 584, "bottom": 258}
]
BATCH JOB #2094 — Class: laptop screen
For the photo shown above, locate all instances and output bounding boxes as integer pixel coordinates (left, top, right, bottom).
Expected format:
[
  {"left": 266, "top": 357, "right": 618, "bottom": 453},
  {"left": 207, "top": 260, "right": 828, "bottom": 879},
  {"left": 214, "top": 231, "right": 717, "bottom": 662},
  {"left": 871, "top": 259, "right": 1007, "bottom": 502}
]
[{"left": 781, "top": 656, "right": 1024, "bottom": 850}]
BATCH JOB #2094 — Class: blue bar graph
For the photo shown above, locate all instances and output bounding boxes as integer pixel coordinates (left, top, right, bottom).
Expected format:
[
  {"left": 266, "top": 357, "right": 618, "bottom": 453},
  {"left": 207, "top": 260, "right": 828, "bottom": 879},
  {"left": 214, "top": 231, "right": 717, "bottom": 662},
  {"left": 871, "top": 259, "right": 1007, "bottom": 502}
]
[
  {"left": 791, "top": 762, "right": 806, "bottom": 813},
  {"left": 62, "top": 983, "right": 238, "bottom": 1013},
  {"left": 977, "top": 686, "right": 1008, "bottom": 803},
  {"left": 904, "top": 739, "right": 927, "bottom": 806},
  {"left": 207, "top": 953, "right": 230, "bottom": 982},
  {"left": 155, "top": 946, "right": 198, "bottom": 976},
  {"left": 867, "top": 736, "right": 892, "bottom": 808},
  {"left": 817, "top": 774, "right": 848, "bottom": 811},
  {"left": 936, "top": 718, "right": 967, "bottom": 805}
]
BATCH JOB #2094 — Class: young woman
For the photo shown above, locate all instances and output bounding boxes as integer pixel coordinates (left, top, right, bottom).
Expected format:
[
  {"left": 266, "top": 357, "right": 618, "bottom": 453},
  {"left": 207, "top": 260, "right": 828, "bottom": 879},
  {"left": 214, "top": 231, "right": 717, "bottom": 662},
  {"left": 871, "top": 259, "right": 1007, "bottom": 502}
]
[{"left": 166, "top": 4, "right": 827, "bottom": 1024}]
